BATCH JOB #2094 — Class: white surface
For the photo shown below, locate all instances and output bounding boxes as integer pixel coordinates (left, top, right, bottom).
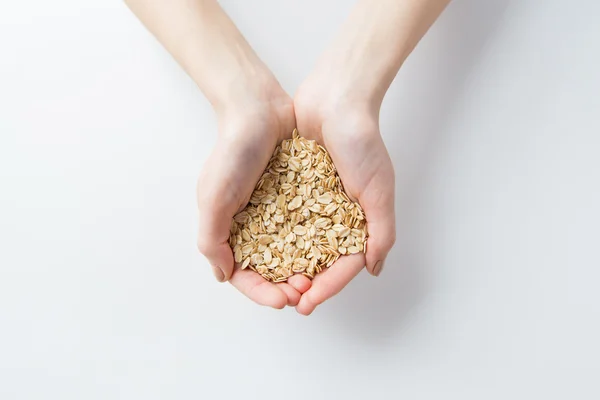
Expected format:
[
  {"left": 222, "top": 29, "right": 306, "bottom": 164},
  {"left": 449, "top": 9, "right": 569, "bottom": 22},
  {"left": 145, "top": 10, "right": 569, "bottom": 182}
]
[{"left": 1, "top": 0, "right": 599, "bottom": 399}]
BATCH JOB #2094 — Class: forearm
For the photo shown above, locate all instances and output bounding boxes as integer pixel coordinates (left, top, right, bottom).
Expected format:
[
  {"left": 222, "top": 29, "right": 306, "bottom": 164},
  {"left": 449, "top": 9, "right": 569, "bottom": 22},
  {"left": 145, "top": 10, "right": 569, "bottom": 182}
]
[
  {"left": 317, "top": 0, "right": 450, "bottom": 106},
  {"left": 125, "top": 0, "right": 278, "bottom": 112}
]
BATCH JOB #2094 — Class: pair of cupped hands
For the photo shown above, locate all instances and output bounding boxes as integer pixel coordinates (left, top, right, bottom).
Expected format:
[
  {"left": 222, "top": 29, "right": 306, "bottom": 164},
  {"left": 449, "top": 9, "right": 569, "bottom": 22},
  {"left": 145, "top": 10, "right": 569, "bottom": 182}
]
[{"left": 197, "top": 69, "right": 396, "bottom": 315}]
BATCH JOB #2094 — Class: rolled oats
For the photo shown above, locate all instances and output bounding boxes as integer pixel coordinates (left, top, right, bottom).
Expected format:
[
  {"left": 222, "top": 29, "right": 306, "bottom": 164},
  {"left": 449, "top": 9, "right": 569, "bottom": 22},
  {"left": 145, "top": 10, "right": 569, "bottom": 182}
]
[{"left": 229, "top": 129, "right": 368, "bottom": 282}]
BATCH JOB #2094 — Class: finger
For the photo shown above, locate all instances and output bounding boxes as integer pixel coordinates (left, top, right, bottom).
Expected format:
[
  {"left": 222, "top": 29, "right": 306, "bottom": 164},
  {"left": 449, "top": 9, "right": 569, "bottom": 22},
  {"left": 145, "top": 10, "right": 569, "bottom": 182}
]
[
  {"left": 287, "top": 274, "right": 312, "bottom": 294},
  {"left": 229, "top": 267, "right": 287, "bottom": 309},
  {"left": 296, "top": 254, "right": 365, "bottom": 316},
  {"left": 197, "top": 237, "right": 235, "bottom": 283},
  {"left": 197, "top": 218, "right": 235, "bottom": 282},
  {"left": 197, "top": 176, "right": 238, "bottom": 282},
  {"left": 363, "top": 210, "right": 395, "bottom": 277},
  {"left": 276, "top": 282, "right": 301, "bottom": 307},
  {"left": 362, "top": 175, "right": 396, "bottom": 277}
]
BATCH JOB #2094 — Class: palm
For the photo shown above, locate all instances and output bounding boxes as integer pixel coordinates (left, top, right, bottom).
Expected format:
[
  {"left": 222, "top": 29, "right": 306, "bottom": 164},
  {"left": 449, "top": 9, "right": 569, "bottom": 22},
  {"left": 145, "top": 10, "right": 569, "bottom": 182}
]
[
  {"left": 197, "top": 100, "right": 312, "bottom": 308},
  {"left": 294, "top": 107, "right": 396, "bottom": 315}
]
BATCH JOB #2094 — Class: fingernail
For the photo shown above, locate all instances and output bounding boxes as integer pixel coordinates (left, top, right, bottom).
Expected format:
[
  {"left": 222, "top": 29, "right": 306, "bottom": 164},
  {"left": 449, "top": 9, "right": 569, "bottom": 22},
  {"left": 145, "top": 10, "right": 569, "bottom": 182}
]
[
  {"left": 373, "top": 260, "right": 384, "bottom": 277},
  {"left": 211, "top": 265, "right": 225, "bottom": 282}
]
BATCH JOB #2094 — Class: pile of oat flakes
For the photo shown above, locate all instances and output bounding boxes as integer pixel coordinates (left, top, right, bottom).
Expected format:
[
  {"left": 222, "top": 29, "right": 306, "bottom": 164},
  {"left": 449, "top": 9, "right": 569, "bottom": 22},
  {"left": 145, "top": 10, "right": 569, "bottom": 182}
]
[{"left": 229, "top": 129, "right": 367, "bottom": 282}]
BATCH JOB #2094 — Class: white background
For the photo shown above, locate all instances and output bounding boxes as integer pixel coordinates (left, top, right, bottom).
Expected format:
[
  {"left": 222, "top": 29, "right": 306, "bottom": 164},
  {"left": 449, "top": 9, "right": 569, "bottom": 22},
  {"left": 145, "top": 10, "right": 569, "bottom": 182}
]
[{"left": 1, "top": 0, "right": 599, "bottom": 399}]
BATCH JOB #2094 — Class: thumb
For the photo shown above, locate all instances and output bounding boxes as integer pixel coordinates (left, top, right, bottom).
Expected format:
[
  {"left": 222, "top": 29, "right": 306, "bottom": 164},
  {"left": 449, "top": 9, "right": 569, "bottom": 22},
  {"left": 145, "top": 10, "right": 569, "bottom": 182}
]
[
  {"left": 196, "top": 168, "right": 239, "bottom": 282},
  {"left": 196, "top": 140, "right": 249, "bottom": 282},
  {"left": 362, "top": 182, "right": 396, "bottom": 277},
  {"left": 197, "top": 202, "right": 236, "bottom": 282}
]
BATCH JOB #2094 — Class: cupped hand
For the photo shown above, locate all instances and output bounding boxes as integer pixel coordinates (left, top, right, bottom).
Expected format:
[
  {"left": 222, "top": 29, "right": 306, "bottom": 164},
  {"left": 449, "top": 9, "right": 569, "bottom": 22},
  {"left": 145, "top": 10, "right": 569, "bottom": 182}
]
[
  {"left": 293, "top": 84, "right": 396, "bottom": 315},
  {"left": 197, "top": 89, "right": 312, "bottom": 309}
]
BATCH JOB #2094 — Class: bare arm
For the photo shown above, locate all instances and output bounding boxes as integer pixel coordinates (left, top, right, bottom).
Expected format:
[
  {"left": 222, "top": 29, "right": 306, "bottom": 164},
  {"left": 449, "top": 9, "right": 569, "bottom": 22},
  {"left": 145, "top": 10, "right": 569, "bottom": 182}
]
[
  {"left": 124, "top": 0, "right": 281, "bottom": 113},
  {"left": 125, "top": 0, "right": 306, "bottom": 308},
  {"left": 308, "top": 0, "right": 451, "bottom": 109},
  {"left": 294, "top": 0, "right": 450, "bottom": 315}
]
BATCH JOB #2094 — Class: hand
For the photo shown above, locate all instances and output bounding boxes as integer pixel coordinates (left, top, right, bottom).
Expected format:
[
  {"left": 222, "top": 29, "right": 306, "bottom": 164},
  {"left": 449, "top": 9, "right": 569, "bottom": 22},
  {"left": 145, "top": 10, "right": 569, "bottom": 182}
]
[
  {"left": 197, "top": 86, "right": 312, "bottom": 309},
  {"left": 292, "top": 80, "right": 396, "bottom": 315},
  {"left": 128, "top": 0, "right": 442, "bottom": 313}
]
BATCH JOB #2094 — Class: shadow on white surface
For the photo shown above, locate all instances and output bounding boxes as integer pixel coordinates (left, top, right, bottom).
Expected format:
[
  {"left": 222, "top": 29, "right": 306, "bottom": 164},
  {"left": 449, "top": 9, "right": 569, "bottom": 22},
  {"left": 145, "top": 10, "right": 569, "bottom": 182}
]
[{"left": 312, "top": 0, "right": 512, "bottom": 346}]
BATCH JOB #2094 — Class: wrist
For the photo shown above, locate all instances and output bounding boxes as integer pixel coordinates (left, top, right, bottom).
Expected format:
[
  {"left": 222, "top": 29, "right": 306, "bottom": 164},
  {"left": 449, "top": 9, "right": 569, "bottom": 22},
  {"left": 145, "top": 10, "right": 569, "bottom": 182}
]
[
  {"left": 302, "top": 25, "right": 399, "bottom": 115},
  {"left": 209, "top": 66, "right": 283, "bottom": 113},
  {"left": 215, "top": 79, "right": 295, "bottom": 143},
  {"left": 307, "top": 68, "right": 384, "bottom": 111},
  {"left": 178, "top": 1, "right": 284, "bottom": 115},
  {"left": 306, "top": 0, "right": 447, "bottom": 110},
  {"left": 295, "top": 72, "right": 380, "bottom": 128}
]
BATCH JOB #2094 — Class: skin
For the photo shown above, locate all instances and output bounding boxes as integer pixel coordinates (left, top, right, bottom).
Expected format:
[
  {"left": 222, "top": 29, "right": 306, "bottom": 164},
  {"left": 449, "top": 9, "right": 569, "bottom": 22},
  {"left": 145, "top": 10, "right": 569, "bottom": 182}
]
[
  {"left": 125, "top": 0, "right": 450, "bottom": 314},
  {"left": 293, "top": 0, "right": 451, "bottom": 315}
]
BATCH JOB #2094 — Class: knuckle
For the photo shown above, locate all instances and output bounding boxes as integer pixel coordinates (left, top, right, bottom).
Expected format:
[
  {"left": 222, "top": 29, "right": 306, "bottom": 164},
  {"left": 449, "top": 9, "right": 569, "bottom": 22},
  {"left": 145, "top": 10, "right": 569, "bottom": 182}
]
[
  {"left": 196, "top": 235, "right": 211, "bottom": 255},
  {"left": 305, "top": 290, "right": 323, "bottom": 308},
  {"left": 389, "top": 163, "right": 396, "bottom": 182},
  {"left": 197, "top": 193, "right": 214, "bottom": 212},
  {"left": 382, "top": 229, "right": 397, "bottom": 251}
]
